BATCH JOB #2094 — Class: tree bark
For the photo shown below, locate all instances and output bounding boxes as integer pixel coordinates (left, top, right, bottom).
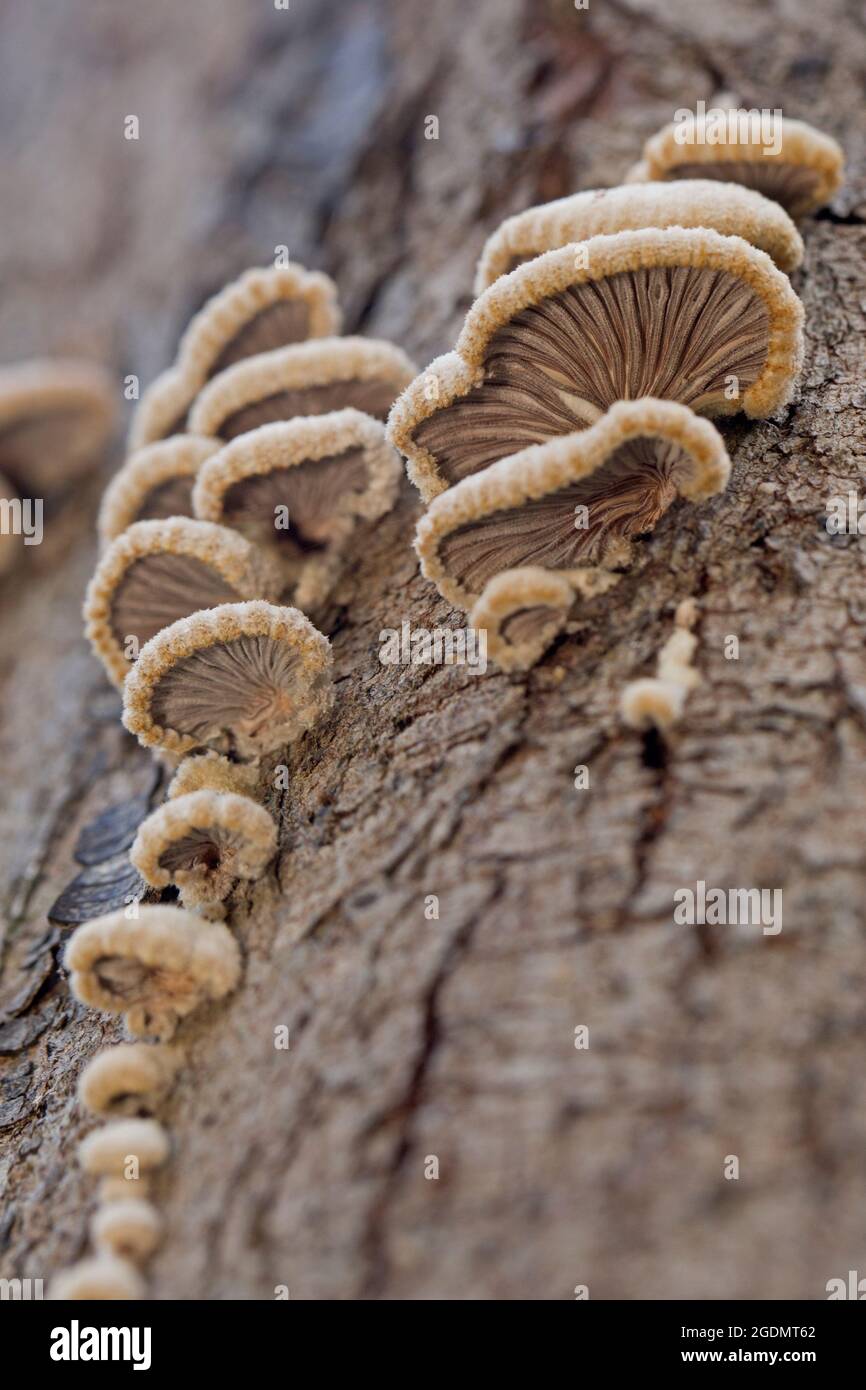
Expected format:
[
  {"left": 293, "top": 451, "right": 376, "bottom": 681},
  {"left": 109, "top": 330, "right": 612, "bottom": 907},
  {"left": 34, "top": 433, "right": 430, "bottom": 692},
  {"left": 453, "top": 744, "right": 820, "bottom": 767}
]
[{"left": 1, "top": 0, "right": 865, "bottom": 1300}]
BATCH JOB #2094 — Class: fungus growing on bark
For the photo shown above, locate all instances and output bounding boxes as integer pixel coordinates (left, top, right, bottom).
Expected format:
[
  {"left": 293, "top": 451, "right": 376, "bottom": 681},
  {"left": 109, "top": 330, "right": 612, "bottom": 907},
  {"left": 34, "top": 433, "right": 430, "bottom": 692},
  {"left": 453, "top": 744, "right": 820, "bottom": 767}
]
[
  {"left": 84, "top": 517, "right": 283, "bottom": 688},
  {"left": 415, "top": 399, "right": 730, "bottom": 610},
  {"left": 130, "top": 789, "right": 277, "bottom": 912},
  {"left": 78, "top": 1118, "right": 170, "bottom": 1176},
  {"left": 167, "top": 751, "right": 258, "bottom": 799},
  {"left": 188, "top": 338, "right": 416, "bottom": 442},
  {"left": 48, "top": 1254, "right": 144, "bottom": 1301},
  {"left": 192, "top": 408, "right": 401, "bottom": 609},
  {"left": 621, "top": 598, "right": 701, "bottom": 731},
  {"left": 470, "top": 567, "right": 576, "bottom": 673},
  {"left": 0, "top": 359, "right": 115, "bottom": 490},
  {"left": 91, "top": 1199, "right": 163, "bottom": 1262},
  {"left": 128, "top": 264, "right": 342, "bottom": 448},
  {"left": 65, "top": 905, "right": 241, "bottom": 1039},
  {"left": 475, "top": 181, "right": 804, "bottom": 290},
  {"left": 78, "top": 1043, "right": 179, "bottom": 1117},
  {"left": 99, "top": 1175, "right": 153, "bottom": 1203},
  {"left": 630, "top": 113, "right": 844, "bottom": 217},
  {"left": 388, "top": 227, "right": 803, "bottom": 503},
  {"left": 98, "top": 435, "right": 220, "bottom": 545},
  {"left": 122, "top": 600, "right": 333, "bottom": 759}
]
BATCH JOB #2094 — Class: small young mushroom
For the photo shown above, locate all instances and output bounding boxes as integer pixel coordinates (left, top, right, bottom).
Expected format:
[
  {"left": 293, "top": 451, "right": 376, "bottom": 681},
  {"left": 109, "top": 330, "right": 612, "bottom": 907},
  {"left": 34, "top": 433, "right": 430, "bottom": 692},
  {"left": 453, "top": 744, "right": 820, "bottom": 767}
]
[
  {"left": 415, "top": 399, "right": 730, "bottom": 611},
  {"left": 621, "top": 599, "right": 701, "bottom": 731},
  {"left": 122, "top": 599, "right": 333, "bottom": 759},
  {"left": 97, "top": 435, "right": 220, "bottom": 546},
  {"left": 78, "top": 1043, "right": 180, "bottom": 1117},
  {"left": 65, "top": 905, "right": 241, "bottom": 1039},
  {"left": 188, "top": 337, "right": 417, "bottom": 442},
  {"left": 192, "top": 408, "right": 401, "bottom": 609},
  {"left": 629, "top": 113, "right": 844, "bottom": 218},
  {"left": 470, "top": 567, "right": 577, "bottom": 673},
  {"left": 388, "top": 226, "right": 803, "bottom": 503},
  {"left": 128, "top": 263, "right": 342, "bottom": 448},
  {"left": 474, "top": 180, "right": 804, "bottom": 290},
  {"left": 91, "top": 1199, "right": 163, "bottom": 1262},
  {"left": 48, "top": 1254, "right": 144, "bottom": 1301},
  {"left": 83, "top": 517, "right": 284, "bottom": 688},
  {"left": 0, "top": 359, "right": 116, "bottom": 491},
  {"left": 167, "top": 751, "right": 259, "bottom": 799},
  {"left": 130, "top": 789, "right": 277, "bottom": 913},
  {"left": 78, "top": 1118, "right": 170, "bottom": 1177}
]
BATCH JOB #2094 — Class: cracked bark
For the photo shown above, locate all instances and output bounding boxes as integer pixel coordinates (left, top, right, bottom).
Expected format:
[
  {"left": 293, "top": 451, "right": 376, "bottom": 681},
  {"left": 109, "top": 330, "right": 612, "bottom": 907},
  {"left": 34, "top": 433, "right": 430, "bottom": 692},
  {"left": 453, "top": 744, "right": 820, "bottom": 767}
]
[{"left": 1, "top": 0, "right": 865, "bottom": 1300}]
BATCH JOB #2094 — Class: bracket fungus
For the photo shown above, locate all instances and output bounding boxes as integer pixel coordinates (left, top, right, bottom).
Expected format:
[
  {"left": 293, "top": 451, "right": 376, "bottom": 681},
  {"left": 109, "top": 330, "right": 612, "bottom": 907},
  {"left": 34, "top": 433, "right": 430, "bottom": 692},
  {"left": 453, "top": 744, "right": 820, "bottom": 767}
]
[
  {"left": 78, "top": 1118, "right": 171, "bottom": 1177},
  {"left": 91, "top": 1198, "right": 163, "bottom": 1262},
  {"left": 97, "top": 435, "right": 220, "bottom": 545},
  {"left": 192, "top": 408, "right": 402, "bottom": 609},
  {"left": 78, "top": 1043, "right": 179, "bottom": 1117},
  {"left": 129, "top": 263, "right": 342, "bottom": 448},
  {"left": 65, "top": 905, "right": 241, "bottom": 1039},
  {"left": 621, "top": 599, "right": 701, "bottom": 731},
  {"left": 130, "top": 789, "right": 277, "bottom": 912},
  {"left": 389, "top": 227, "right": 803, "bottom": 504},
  {"left": 84, "top": 517, "right": 283, "bottom": 688},
  {"left": 48, "top": 1254, "right": 144, "bottom": 1301},
  {"left": 415, "top": 399, "right": 730, "bottom": 611},
  {"left": 188, "top": 337, "right": 416, "bottom": 442},
  {"left": 475, "top": 180, "right": 804, "bottom": 291},
  {"left": 167, "top": 750, "right": 259, "bottom": 799},
  {"left": 629, "top": 113, "right": 844, "bottom": 218},
  {"left": 0, "top": 359, "right": 116, "bottom": 491},
  {"left": 122, "top": 600, "right": 333, "bottom": 759}
]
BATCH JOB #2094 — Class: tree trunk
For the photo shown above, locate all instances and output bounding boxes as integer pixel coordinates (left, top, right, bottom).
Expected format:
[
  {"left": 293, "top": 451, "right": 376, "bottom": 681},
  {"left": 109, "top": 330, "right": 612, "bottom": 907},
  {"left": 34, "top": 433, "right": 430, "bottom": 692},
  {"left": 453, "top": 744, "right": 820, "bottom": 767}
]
[{"left": 1, "top": 0, "right": 865, "bottom": 1300}]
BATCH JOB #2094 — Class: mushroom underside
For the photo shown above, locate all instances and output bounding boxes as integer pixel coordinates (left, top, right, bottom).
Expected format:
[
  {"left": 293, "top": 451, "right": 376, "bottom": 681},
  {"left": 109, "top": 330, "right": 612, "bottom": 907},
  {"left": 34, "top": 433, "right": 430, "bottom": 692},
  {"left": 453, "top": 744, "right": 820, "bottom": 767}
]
[
  {"left": 92, "top": 956, "right": 199, "bottom": 1016},
  {"left": 156, "top": 826, "right": 231, "bottom": 874},
  {"left": 657, "top": 161, "right": 820, "bottom": 217},
  {"left": 135, "top": 475, "right": 196, "bottom": 523},
  {"left": 147, "top": 633, "right": 320, "bottom": 750},
  {"left": 436, "top": 435, "right": 694, "bottom": 592},
  {"left": 207, "top": 300, "right": 311, "bottom": 378},
  {"left": 414, "top": 265, "right": 769, "bottom": 486},
  {"left": 109, "top": 553, "right": 242, "bottom": 649},
  {"left": 216, "top": 378, "right": 398, "bottom": 440},
  {"left": 0, "top": 407, "right": 100, "bottom": 485},
  {"left": 499, "top": 604, "right": 568, "bottom": 645},
  {"left": 219, "top": 447, "right": 369, "bottom": 554}
]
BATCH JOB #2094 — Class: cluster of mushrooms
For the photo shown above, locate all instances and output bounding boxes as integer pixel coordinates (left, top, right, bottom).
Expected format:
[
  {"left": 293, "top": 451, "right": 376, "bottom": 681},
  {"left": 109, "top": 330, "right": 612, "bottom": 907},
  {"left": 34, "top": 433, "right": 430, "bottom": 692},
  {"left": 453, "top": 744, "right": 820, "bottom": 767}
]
[
  {"left": 53, "top": 266, "right": 415, "bottom": 1297},
  {"left": 387, "top": 111, "right": 843, "bottom": 676}
]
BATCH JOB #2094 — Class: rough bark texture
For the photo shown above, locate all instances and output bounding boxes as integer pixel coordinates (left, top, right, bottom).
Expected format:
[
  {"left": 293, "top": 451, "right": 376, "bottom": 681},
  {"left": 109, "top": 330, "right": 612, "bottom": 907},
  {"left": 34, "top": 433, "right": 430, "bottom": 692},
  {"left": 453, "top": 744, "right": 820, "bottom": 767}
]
[{"left": 1, "top": 0, "right": 865, "bottom": 1300}]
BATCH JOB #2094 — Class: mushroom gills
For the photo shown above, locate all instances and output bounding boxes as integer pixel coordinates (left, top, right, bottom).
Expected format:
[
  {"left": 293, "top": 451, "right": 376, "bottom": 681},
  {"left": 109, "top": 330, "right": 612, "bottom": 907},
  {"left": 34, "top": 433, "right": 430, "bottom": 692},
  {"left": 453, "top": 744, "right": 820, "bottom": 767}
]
[
  {"left": 216, "top": 378, "right": 399, "bottom": 440},
  {"left": 413, "top": 265, "right": 769, "bottom": 486},
  {"left": 157, "top": 827, "right": 227, "bottom": 874},
  {"left": 207, "top": 300, "right": 311, "bottom": 378},
  {"left": 108, "top": 552, "right": 242, "bottom": 649},
  {"left": 659, "top": 161, "right": 821, "bottom": 218},
  {"left": 220, "top": 446, "right": 369, "bottom": 554},
  {"left": 0, "top": 408, "right": 97, "bottom": 485},
  {"left": 134, "top": 474, "right": 196, "bottom": 523}
]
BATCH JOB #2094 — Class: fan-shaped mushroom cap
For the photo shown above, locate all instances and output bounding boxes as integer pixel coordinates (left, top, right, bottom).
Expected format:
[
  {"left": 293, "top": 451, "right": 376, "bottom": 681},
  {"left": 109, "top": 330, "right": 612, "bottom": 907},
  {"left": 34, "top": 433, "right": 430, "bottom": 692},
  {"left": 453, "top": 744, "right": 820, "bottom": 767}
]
[
  {"left": 130, "top": 789, "right": 277, "bottom": 910},
  {"left": 630, "top": 114, "right": 843, "bottom": 217},
  {"left": 188, "top": 337, "right": 417, "bottom": 442},
  {"left": 78, "top": 1118, "right": 170, "bottom": 1176},
  {"left": 84, "top": 517, "right": 284, "bottom": 689},
  {"left": 167, "top": 751, "right": 259, "bottom": 799},
  {"left": 389, "top": 227, "right": 803, "bottom": 503},
  {"left": 78, "top": 1043, "right": 179, "bottom": 1116},
  {"left": 98, "top": 435, "right": 220, "bottom": 546},
  {"left": 193, "top": 408, "right": 401, "bottom": 609},
  {"left": 65, "top": 905, "right": 241, "bottom": 1039},
  {"left": 49, "top": 1254, "right": 144, "bottom": 1301},
  {"left": 474, "top": 181, "right": 804, "bottom": 290},
  {"left": 470, "top": 567, "right": 575, "bottom": 673},
  {"left": 128, "top": 264, "right": 342, "bottom": 449},
  {"left": 0, "top": 359, "right": 116, "bottom": 490},
  {"left": 91, "top": 1199, "right": 163, "bottom": 1262},
  {"left": 416, "top": 399, "right": 730, "bottom": 610},
  {"left": 122, "top": 600, "right": 333, "bottom": 759}
]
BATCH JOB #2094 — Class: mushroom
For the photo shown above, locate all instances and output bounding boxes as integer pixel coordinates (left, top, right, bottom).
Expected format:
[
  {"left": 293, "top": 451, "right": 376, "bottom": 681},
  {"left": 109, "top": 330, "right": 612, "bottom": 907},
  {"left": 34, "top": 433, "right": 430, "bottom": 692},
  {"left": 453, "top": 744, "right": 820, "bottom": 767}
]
[
  {"left": 415, "top": 399, "right": 731, "bottom": 611},
  {"left": 78, "top": 1118, "right": 171, "bottom": 1176},
  {"left": 99, "top": 1175, "right": 152, "bottom": 1203},
  {"left": 78, "top": 1043, "right": 179, "bottom": 1117},
  {"left": 470, "top": 565, "right": 621, "bottom": 673},
  {"left": 388, "top": 226, "right": 803, "bottom": 503},
  {"left": 188, "top": 337, "right": 417, "bottom": 442},
  {"left": 91, "top": 1199, "right": 163, "bottom": 1262},
  {"left": 621, "top": 598, "right": 701, "bottom": 731},
  {"left": 122, "top": 600, "right": 333, "bottom": 759},
  {"left": 167, "top": 751, "right": 259, "bottom": 799},
  {"left": 130, "top": 789, "right": 277, "bottom": 913},
  {"left": 48, "top": 1254, "right": 144, "bottom": 1301},
  {"left": 0, "top": 359, "right": 116, "bottom": 491},
  {"left": 64, "top": 905, "right": 241, "bottom": 1039},
  {"left": 128, "top": 263, "right": 342, "bottom": 448},
  {"left": 83, "top": 517, "right": 284, "bottom": 688},
  {"left": 474, "top": 181, "right": 804, "bottom": 291},
  {"left": 192, "top": 408, "right": 401, "bottom": 609},
  {"left": 97, "top": 435, "right": 220, "bottom": 546},
  {"left": 629, "top": 113, "right": 843, "bottom": 218}
]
